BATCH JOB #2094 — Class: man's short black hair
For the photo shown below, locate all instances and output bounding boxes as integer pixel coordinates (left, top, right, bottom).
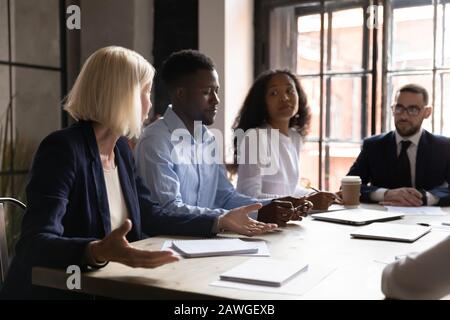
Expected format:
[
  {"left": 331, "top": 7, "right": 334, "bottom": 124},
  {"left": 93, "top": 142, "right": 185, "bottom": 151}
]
[
  {"left": 397, "top": 83, "right": 429, "bottom": 105},
  {"left": 161, "top": 49, "right": 215, "bottom": 89}
]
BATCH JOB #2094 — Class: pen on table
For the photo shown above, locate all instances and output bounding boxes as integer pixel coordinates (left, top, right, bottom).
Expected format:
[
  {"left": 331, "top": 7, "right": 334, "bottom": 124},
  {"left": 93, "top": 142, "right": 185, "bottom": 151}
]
[
  {"left": 417, "top": 222, "right": 450, "bottom": 228},
  {"left": 309, "top": 187, "right": 320, "bottom": 193},
  {"left": 416, "top": 223, "right": 430, "bottom": 227}
]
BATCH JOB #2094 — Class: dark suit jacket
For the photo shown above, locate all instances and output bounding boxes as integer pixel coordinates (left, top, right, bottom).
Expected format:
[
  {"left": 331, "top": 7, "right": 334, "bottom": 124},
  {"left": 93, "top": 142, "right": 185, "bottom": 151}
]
[
  {"left": 1, "top": 121, "right": 217, "bottom": 299},
  {"left": 347, "top": 130, "right": 450, "bottom": 206}
]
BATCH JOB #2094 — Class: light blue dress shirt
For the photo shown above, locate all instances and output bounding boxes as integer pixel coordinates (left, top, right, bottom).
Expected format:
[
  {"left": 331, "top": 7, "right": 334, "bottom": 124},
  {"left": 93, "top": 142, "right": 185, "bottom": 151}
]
[{"left": 134, "top": 106, "right": 267, "bottom": 217}]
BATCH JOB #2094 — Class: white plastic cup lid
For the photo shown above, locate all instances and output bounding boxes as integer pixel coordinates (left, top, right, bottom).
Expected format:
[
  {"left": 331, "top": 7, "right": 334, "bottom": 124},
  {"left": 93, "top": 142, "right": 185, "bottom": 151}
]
[{"left": 341, "top": 176, "right": 361, "bottom": 183}]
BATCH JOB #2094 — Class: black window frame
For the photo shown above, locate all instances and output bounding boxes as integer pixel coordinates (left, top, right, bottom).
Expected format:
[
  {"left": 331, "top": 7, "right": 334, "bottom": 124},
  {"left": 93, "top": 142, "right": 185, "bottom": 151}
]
[
  {"left": 383, "top": 0, "right": 450, "bottom": 133},
  {"left": 256, "top": 0, "right": 378, "bottom": 189},
  {"left": 255, "top": 0, "right": 450, "bottom": 189}
]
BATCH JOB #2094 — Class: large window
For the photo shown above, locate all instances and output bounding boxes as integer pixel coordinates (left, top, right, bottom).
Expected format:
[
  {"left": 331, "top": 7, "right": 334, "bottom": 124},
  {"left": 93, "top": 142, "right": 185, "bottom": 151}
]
[
  {"left": 256, "top": 0, "right": 450, "bottom": 191},
  {"left": 386, "top": 1, "right": 450, "bottom": 134}
]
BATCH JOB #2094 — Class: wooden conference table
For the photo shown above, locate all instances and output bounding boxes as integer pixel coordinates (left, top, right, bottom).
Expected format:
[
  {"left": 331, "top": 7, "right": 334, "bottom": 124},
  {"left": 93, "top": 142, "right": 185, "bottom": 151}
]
[{"left": 32, "top": 204, "right": 450, "bottom": 299}]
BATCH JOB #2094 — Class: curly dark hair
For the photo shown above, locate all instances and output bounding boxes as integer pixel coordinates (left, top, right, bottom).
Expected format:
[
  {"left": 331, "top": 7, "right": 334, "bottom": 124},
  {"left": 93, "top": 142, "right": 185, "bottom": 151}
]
[
  {"left": 161, "top": 49, "right": 215, "bottom": 90},
  {"left": 230, "top": 70, "right": 311, "bottom": 172},
  {"left": 233, "top": 69, "right": 311, "bottom": 136}
]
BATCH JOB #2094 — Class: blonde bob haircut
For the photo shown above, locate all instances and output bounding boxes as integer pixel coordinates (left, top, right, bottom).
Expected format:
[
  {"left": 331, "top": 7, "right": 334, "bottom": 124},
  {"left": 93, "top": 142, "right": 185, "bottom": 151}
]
[{"left": 64, "top": 46, "right": 154, "bottom": 138}]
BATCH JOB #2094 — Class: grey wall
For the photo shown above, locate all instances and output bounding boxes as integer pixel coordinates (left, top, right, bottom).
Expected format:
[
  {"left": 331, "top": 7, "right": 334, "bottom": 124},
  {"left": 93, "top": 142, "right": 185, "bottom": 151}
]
[
  {"left": 11, "top": 0, "right": 61, "bottom": 155},
  {"left": 80, "top": 0, "right": 153, "bottom": 63},
  {"left": 1, "top": 0, "right": 155, "bottom": 158}
]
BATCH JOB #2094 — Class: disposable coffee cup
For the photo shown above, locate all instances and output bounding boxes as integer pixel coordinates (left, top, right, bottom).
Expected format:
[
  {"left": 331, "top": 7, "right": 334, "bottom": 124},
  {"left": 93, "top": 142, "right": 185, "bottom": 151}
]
[{"left": 341, "top": 176, "right": 361, "bottom": 208}]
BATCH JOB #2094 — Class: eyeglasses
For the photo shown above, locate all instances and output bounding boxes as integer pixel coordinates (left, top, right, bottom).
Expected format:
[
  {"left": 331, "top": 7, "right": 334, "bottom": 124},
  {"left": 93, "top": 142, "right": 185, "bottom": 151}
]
[{"left": 391, "top": 104, "right": 423, "bottom": 116}]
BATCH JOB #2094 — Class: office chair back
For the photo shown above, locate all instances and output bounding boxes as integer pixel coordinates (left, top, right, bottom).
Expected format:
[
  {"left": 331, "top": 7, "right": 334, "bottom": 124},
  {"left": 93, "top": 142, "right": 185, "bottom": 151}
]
[
  {"left": 0, "top": 198, "right": 26, "bottom": 283},
  {"left": 0, "top": 203, "right": 9, "bottom": 283}
]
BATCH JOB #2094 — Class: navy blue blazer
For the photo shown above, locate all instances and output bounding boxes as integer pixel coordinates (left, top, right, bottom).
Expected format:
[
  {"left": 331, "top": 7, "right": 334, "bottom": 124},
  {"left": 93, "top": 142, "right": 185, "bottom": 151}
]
[
  {"left": 347, "top": 130, "right": 450, "bottom": 206},
  {"left": 1, "top": 121, "right": 217, "bottom": 299}
]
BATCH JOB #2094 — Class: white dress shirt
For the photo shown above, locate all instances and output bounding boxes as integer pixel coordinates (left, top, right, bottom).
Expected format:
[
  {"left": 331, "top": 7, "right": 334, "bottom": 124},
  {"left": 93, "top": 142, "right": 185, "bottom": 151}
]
[
  {"left": 85, "top": 166, "right": 130, "bottom": 267},
  {"left": 103, "top": 166, "right": 129, "bottom": 231},
  {"left": 236, "top": 126, "right": 311, "bottom": 199},
  {"left": 382, "top": 235, "right": 450, "bottom": 299},
  {"left": 370, "top": 129, "right": 439, "bottom": 205}
]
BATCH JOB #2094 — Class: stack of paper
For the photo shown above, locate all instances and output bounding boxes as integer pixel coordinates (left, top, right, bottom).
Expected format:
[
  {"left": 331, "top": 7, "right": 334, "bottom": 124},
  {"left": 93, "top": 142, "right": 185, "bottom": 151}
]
[
  {"left": 162, "top": 240, "right": 270, "bottom": 257},
  {"left": 211, "top": 262, "right": 337, "bottom": 296},
  {"left": 220, "top": 258, "right": 308, "bottom": 287},
  {"left": 350, "top": 222, "right": 431, "bottom": 242},
  {"left": 171, "top": 238, "right": 259, "bottom": 258}
]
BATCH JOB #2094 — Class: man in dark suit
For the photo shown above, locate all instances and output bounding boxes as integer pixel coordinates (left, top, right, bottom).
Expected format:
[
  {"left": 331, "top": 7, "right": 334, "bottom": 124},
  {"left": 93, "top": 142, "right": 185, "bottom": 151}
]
[{"left": 347, "top": 84, "right": 450, "bottom": 206}]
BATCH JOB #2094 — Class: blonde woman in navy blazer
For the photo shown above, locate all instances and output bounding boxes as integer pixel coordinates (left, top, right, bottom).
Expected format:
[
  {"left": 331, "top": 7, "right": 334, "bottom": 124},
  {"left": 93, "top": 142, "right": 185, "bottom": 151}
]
[{"left": 1, "top": 46, "right": 276, "bottom": 299}]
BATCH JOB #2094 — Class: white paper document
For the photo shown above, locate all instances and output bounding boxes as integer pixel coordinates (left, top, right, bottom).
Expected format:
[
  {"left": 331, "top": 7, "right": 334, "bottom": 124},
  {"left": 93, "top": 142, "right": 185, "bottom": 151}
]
[
  {"left": 384, "top": 206, "right": 446, "bottom": 216},
  {"left": 210, "top": 262, "right": 337, "bottom": 296},
  {"left": 161, "top": 239, "right": 271, "bottom": 257},
  {"left": 219, "top": 258, "right": 308, "bottom": 287},
  {"left": 427, "top": 222, "right": 450, "bottom": 232}
]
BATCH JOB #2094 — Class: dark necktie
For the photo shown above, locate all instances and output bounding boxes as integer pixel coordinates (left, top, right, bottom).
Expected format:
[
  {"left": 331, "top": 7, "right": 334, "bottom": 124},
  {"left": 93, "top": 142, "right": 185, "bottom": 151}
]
[{"left": 397, "top": 140, "right": 412, "bottom": 187}]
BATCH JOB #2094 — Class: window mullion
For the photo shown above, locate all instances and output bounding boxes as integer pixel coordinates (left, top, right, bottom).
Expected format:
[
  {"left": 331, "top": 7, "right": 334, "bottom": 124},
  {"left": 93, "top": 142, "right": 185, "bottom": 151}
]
[
  {"left": 381, "top": 0, "right": 393, "bottom": 132},
  {"left": 324, "top": 10, "right": 333, "bottom": 190},
  {"left": 362, "top": 1, "right": 371, "bottom": 139},
  {"left": 318, "top": 0, "right": 326, "bottom": 189},
  {"left": 431, "top": 0, "right": 438, "bottom": 131},
  {"left": 371, "top": 0, "right": 381, "bottom": 135}
]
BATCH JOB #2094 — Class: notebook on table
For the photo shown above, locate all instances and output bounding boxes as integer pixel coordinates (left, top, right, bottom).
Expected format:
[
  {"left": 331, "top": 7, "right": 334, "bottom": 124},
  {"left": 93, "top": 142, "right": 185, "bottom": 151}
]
[
  {"left": 350, "top": 222, "right": 431, "bottom": 242},
  {"left": 311, "top": 209, "right": 404, "bottom": 225},
  {"left": 220, "top": 258, "right": 308, "bottom": 287},
  {"left": 171, "top": 238, "right": 259, "bottom": 258}
]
